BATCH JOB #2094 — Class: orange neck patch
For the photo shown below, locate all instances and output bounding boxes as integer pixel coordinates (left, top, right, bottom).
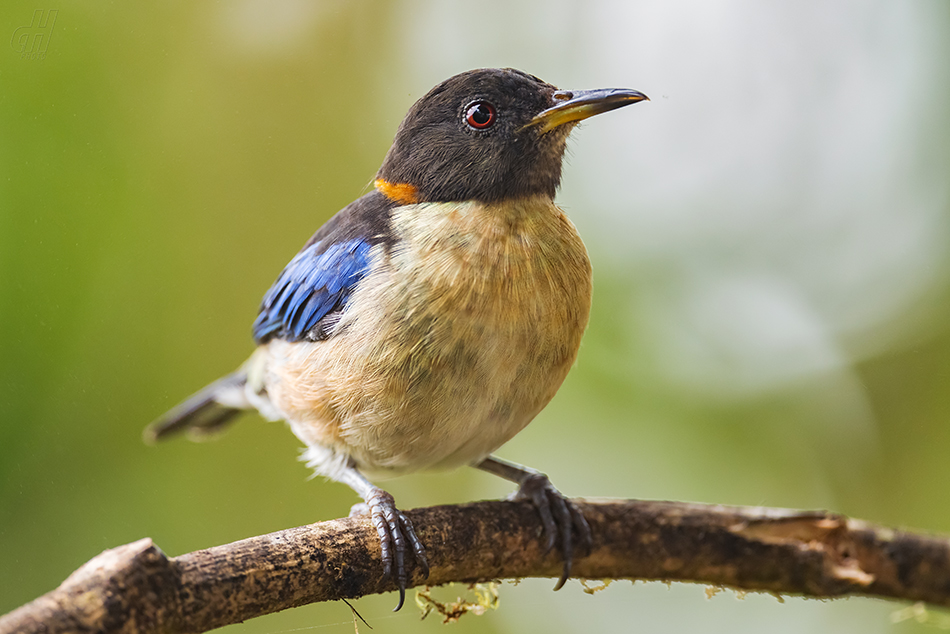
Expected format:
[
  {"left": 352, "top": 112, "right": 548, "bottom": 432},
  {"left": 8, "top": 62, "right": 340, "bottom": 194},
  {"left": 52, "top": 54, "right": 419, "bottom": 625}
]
[{"left": 375, "top": 178, "right": 419, "bottom": 205}]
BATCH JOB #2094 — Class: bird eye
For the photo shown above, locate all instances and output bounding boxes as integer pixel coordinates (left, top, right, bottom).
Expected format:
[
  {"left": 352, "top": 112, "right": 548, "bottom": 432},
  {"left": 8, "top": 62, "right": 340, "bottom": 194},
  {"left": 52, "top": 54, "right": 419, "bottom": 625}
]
[{"left": 464, "top": 101, "right": 496, "bottom": 129}]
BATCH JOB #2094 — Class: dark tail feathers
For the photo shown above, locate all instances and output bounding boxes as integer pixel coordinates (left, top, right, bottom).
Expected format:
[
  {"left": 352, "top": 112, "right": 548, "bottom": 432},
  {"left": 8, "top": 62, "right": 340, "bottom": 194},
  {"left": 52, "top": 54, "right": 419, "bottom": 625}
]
[{"left": 144, "top": 371, "right": 248, "bottom": 443}]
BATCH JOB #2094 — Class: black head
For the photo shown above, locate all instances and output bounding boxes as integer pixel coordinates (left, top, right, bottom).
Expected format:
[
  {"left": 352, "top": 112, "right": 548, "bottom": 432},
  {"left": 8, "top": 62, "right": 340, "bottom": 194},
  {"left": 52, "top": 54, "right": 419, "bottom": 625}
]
[{"left": 376, "top": 68, "right": 647, "bottom": 205}]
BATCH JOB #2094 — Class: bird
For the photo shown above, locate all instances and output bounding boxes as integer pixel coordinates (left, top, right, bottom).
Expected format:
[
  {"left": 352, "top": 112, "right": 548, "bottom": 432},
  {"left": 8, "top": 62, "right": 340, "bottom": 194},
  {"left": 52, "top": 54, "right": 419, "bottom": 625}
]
[{"left": 145, "top": 67, "right": 648, "bottom": 611}]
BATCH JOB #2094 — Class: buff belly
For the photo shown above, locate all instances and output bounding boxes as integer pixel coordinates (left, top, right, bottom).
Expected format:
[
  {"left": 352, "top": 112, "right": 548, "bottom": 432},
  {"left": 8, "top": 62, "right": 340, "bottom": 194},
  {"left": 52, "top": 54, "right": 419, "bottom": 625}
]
[{"left": 259, "top": 196, "right": 592, "bottom": 478}]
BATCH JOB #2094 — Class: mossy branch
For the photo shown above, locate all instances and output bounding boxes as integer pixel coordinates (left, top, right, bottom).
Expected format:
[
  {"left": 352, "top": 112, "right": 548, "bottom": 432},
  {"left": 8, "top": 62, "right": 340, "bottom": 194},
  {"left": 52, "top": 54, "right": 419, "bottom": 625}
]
[{"left": 3, "top": 499, "right": 949, "bottom": 634}]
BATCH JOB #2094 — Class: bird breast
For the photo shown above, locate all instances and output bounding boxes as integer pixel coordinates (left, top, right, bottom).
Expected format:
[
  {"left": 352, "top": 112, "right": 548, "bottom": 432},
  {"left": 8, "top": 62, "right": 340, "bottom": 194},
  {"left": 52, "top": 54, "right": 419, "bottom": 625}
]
[{"left": 264, "top": 195, "right": 592, "bottom": 477}]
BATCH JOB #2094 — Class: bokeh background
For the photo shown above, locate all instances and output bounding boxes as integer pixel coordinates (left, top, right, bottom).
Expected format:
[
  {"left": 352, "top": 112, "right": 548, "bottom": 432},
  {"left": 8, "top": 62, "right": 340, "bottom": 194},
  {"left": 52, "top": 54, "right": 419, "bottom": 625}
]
[{"left": 3, "top": 1, "right": 950, "bottom": 632}]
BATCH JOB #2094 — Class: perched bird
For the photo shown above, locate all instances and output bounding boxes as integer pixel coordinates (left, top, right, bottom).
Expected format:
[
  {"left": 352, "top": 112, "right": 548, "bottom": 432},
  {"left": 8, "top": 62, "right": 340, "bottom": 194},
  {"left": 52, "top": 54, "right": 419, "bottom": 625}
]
[{"left": 146, "top": 68, "right": 647, "bottom": 610}]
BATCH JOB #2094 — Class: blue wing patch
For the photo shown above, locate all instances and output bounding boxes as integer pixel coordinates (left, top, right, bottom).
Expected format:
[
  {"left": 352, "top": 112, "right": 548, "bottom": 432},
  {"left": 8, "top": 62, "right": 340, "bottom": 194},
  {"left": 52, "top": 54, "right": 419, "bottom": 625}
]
[{"left": 252, "top": 239, "right": 372, "bottom": 343}]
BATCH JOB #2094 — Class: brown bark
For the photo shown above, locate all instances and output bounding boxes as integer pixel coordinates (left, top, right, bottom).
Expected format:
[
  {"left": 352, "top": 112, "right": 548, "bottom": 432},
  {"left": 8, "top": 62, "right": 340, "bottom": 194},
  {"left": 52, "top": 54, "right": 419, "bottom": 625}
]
[{"left": 3, "top": 499, "right": 949, "bottom": 634}]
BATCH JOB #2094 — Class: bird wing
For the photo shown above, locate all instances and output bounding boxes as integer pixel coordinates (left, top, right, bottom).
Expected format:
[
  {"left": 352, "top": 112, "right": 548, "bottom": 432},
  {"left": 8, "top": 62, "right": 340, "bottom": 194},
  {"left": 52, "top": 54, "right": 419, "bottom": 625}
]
[
  {"left": 251, "top": 190, "right": 395, "bottom": 344},
  {"left": 252, "top": 239, "right": 371, "bottom": 343}
]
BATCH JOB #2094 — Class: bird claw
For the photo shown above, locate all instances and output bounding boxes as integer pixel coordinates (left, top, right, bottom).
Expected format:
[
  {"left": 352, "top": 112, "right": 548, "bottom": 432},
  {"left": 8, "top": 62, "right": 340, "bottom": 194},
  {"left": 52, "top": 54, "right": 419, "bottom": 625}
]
[
  {"left": 512, "top": 472, "right": 591, "bottom": 590},
  {"left": 353, "top": 488, "right": 429, "bottom": 611}
]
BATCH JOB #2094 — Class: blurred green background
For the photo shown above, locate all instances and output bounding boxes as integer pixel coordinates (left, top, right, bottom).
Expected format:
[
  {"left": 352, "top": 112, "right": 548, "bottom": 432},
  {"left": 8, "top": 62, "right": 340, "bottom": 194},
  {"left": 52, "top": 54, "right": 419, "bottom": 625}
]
[{"left": 3, "top": 1, "right": 950, "bottom": 632}]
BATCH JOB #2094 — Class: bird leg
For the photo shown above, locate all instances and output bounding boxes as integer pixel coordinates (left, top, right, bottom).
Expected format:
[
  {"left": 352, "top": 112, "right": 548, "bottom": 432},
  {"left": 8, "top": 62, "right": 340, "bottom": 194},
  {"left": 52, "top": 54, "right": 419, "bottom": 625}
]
[
  {"left": 339, "top": 467, "right": 428, "bottom": 611},
  {"left": 475, "top": 455, "right": 591, "bottom": 590}
]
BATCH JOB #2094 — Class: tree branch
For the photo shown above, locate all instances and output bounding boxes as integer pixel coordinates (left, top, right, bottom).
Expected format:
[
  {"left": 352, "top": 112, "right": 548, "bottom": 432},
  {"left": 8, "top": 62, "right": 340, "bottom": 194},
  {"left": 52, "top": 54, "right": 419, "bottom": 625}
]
[{"left": 3, "top": 499, "right": 949, "bottom": 634}]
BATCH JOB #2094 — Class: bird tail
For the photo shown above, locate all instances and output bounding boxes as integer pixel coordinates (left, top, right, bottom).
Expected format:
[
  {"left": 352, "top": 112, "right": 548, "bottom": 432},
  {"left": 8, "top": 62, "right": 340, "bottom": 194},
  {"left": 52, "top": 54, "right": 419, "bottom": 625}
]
[{"left": 144, "top": 370, "right": 249, "bottom": 443}]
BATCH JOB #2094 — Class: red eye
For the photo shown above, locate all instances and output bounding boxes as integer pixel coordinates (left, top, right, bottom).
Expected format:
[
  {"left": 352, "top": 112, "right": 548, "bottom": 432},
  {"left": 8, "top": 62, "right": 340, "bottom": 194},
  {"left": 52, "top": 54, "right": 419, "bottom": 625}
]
[{"left": 465, "top": 101, "right": 496, "bottom": 129}]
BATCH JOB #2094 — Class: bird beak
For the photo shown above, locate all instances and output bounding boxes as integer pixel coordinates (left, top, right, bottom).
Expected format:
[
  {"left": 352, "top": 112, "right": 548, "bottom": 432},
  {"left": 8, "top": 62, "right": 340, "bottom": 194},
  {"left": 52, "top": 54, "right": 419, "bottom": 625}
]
[{"left": 527, "top": 88, "right": 649, "bottom": 134}]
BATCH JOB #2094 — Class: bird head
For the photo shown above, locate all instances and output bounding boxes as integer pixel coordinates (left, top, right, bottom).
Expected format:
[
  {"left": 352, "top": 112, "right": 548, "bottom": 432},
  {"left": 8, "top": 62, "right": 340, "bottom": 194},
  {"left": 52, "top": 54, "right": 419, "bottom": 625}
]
[{"left": 375, "top": 68, "right": 648, "bottom": 205}]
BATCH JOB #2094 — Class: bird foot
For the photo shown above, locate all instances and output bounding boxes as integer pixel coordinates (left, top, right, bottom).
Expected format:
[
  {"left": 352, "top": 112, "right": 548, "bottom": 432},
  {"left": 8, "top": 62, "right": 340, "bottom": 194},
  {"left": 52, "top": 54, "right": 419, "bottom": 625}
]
[
  {"left": 350, "top": 488, "right": 429, "bottom": 611},
  {"left": 512, "top": 472, "right": 592, "bottom": 590}
]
